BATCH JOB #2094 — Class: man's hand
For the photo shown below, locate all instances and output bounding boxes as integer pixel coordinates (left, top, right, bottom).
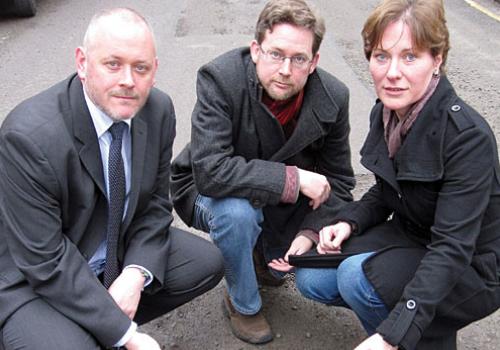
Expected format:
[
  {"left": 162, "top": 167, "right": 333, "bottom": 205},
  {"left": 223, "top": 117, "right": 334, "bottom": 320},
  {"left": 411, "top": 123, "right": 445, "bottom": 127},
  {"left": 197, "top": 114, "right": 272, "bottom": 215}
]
[
  {"left": 268, "top": 235, "right": 314, "bottom": 272},
  {"left": 317, "top": 222, "right": 351, "bottom": 254},
  {"left": 354, "top": 333, "right": 398, "bottom": 350},
  {"left": 125, "top": 331, "right": 161, "bottom": 350},
  {"left": 108, "top": 268, "right": 145, "bottom": 319},
  {"left": 297, "top": 168, "right": 331, "bottom": 209}
]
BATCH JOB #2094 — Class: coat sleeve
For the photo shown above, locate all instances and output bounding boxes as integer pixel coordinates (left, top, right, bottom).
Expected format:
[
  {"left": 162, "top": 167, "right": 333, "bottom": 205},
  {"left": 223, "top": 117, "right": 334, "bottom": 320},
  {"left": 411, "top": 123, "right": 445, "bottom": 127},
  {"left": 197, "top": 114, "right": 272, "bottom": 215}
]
[
  {"left": 335, "top": 178, "right": 393, "bottom": 233},
  {"left": 377, "top": 123, "right": 497, "bottom": 349},
  {"left": 0, "top": 130, "right": 131, "bottom": 347},
  {"left": 121, "top": 95, "right": 175, "bottom": 292},
  {"left": 299, "top": 85, "right": 355, "bottom": 232},
  {"left": 190, "top": 65, "right": 286, "bottom": 207}
]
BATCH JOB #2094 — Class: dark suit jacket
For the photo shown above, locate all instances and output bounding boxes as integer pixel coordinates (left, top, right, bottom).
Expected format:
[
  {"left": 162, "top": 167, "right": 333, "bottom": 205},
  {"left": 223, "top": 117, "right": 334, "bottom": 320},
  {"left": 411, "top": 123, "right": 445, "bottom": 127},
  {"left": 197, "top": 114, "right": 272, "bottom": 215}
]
[
  {"left": 0, "top": 74, "right": 176, "bottom": 347},
  {"left": 171, "top": 48, "right": 355, "bottom": 256}
]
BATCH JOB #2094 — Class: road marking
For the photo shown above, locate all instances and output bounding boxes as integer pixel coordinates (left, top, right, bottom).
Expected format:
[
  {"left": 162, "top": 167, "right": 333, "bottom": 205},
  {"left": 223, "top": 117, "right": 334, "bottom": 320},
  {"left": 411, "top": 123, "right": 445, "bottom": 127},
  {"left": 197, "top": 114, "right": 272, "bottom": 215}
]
[{"left": 464, "top": 0, "right": 500, "bottom": 22}]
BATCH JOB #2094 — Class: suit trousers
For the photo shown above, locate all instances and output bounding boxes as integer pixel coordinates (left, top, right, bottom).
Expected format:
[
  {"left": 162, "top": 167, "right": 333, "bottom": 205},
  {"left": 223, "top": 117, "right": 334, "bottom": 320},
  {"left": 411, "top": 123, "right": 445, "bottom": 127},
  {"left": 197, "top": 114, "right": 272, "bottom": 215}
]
[{"left": 0, "top": 227, "right": 224, "bottom": 350}]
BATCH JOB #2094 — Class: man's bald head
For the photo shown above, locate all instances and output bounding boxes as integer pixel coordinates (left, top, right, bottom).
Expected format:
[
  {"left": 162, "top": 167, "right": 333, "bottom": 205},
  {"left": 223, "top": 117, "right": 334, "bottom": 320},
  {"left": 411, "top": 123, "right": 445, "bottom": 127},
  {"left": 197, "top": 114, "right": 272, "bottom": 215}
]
[
  {"left": 76, "top": 7, "right": 158, "bottom": 120},
  {"left": 82, "top": 8, "right": 156, "bottom": 55}
]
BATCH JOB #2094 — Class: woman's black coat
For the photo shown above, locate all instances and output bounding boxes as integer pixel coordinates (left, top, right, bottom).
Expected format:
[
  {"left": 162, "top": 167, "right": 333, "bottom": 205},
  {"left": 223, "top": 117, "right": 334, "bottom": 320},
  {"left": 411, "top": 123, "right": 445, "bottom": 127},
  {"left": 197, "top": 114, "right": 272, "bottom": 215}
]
[{"left": 338, "top": 77, "right": 500, "bottom": 350}]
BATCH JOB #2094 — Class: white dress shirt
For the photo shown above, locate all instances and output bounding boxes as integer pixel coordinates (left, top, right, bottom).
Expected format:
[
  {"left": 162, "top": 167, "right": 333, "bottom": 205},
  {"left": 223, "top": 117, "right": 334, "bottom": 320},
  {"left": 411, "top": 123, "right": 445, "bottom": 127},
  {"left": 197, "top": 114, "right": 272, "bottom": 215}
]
[{"left": 83, "top": 90, "right": 151, "bottom": 347}]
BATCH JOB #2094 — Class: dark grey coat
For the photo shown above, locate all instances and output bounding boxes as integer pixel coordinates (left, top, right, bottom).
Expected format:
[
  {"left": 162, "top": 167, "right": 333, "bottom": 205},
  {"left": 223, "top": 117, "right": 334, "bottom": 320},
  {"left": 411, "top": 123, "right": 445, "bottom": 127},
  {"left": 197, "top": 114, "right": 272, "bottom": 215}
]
[
  {"left": 338, "top": 77, "right": 500, "bottom": 349},
  {"left": 171, "top": 47, "right": 355, "bottom": 256}
]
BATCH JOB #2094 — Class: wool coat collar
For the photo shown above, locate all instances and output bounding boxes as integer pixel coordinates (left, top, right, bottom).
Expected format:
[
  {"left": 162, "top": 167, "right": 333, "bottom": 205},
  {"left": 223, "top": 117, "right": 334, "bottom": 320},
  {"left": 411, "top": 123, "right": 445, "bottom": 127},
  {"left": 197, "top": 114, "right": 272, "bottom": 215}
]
[
  {"left": 361, "top": 76, "right": 463, "bottom": 192},
  {"left": 244, "top": 55, "right": 342, "bottom": 163}
]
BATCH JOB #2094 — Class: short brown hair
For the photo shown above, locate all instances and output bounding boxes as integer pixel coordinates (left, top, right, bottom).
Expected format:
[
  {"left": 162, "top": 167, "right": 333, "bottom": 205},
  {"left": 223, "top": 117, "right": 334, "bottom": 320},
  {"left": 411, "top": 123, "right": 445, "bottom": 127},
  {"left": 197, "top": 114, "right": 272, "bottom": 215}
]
[
  {"left": 362, "top": 0, "right": 449, "bottom": 72},
  {"left": 255, "top": 0, "right": 325, "bottom": 55}
]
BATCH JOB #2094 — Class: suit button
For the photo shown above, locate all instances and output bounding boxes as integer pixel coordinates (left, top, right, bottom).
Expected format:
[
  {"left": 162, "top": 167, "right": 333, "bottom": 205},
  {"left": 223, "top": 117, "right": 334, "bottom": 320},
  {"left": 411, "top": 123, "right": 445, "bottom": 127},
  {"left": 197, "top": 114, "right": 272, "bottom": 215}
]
[
  {"left": 451, "top": 104, "right": 461, "bottom": 112},
  {"left": 406, "top": 299, "right": 416, "bottom": 310}
]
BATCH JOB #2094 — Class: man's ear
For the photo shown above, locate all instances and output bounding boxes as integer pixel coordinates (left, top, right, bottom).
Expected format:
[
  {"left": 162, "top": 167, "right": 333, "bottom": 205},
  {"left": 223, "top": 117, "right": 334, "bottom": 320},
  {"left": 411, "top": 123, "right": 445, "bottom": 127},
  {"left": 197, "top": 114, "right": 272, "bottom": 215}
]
[
  {"left": 250, "top": 40, "right": 260, "bottom": 64},
  {"left": 308, "top": 52, "right": 320, "bottom": 74},
  {"left": 75, "top": 47, "right": 87, "bottom": 80}
]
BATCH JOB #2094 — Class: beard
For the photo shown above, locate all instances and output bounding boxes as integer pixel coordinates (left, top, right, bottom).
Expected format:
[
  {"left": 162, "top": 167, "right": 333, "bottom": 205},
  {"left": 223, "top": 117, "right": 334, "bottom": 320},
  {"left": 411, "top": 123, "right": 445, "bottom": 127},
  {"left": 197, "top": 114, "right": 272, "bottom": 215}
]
[{"left": 263, "top": 78, "right": 303, "bottom": 101}]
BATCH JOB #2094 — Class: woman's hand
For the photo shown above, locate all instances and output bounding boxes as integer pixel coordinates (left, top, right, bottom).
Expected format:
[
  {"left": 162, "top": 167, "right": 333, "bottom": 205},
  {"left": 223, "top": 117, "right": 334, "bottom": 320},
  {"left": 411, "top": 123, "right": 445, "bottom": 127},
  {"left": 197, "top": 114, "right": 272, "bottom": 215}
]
[
  {"left": 268, "top": 235, "right": 314, "bottom": 272},
  {"left": 317, "top": 222, "right": 352, "bottom": 254},
  {"left": 354, "top": 333, "right": 398, "bottom": 350}
]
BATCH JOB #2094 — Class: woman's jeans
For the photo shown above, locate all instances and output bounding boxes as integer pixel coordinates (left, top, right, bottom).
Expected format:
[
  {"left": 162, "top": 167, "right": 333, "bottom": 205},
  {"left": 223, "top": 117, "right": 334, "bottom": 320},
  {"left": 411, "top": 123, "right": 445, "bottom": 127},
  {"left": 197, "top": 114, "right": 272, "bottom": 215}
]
[
  {"left": 295, "top": 252, "right": 389, "bottom": 334},
  {"left": 193, "top": 195, "right": 264, "bottom": 315}
]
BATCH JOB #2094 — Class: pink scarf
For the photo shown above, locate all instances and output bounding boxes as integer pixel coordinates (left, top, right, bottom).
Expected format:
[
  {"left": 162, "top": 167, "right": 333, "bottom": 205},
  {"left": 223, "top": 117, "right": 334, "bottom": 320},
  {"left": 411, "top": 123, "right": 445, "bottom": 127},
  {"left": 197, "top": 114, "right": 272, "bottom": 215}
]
[{"left": 383, "top": 75, "right": 440, "bottom": 158}]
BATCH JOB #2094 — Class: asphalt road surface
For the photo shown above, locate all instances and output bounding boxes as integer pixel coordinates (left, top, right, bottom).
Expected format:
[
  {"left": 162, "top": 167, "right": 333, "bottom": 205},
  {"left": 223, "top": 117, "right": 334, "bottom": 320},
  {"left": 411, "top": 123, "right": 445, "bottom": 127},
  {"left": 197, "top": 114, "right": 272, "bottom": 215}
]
[{"left": 1, "top": 0, "right": 499, "bottom": 349}]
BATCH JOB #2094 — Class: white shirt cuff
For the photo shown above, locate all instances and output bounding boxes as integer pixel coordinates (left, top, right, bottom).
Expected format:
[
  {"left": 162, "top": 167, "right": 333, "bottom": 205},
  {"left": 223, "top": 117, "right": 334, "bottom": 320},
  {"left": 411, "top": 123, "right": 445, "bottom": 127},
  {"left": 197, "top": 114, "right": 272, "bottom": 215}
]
[
  {"left": 114, "top": 321, "right": 137, "bottom": 347},
  {"left": 124, "top": 264, "right": 154, "bottom": 288}
]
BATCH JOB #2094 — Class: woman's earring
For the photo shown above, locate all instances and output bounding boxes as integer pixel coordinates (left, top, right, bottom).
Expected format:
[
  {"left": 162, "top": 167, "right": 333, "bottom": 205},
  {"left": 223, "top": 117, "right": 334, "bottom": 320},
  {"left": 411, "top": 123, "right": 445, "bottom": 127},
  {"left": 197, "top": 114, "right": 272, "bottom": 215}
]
[{"left": 433, "top": 68, "right": 440, "bottom": 77}]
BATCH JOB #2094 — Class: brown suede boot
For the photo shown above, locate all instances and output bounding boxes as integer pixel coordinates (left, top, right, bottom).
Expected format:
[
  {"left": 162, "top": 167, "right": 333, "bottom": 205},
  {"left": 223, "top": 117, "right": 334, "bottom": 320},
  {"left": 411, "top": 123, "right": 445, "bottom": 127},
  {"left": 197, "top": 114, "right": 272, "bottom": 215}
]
[
  {"left": 253, "top": 249, "right": 285, "bottom": 287},
  {"left": 222, "top": 290, "right": 273, "bottom": 344}
]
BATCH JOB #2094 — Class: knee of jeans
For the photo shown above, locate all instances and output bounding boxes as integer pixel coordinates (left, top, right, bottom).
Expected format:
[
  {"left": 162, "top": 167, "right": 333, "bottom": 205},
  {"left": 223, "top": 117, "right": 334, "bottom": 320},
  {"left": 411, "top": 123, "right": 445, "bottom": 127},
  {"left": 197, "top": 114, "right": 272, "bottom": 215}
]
[
  {"left": 295, "top": 268, "right": 313, "bottom": 297},
  {"left": 337, "top": 254, "right": 369, "bottom": 300},
  {"left": 295, "top": 268, "right": 339, "bottom": 303},
  {"left": 215, "top": 198, "right": 263, "bottom": 231}
]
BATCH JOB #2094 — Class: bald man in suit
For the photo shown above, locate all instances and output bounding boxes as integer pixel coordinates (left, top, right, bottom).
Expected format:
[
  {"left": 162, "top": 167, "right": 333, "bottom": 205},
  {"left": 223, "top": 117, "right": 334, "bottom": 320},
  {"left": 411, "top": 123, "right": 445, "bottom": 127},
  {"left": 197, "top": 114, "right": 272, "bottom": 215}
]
[{"left": 0, "top": 8, "right": 223, "bottom": 350}]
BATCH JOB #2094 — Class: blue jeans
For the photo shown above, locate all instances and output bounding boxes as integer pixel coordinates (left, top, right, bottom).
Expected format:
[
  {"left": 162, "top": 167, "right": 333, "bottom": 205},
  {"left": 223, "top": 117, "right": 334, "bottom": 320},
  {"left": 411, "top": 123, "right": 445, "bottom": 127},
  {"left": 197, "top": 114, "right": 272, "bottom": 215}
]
[
  {"left": 295, "top": 252, "right": 388, "bottom": 334},
  {"left": 193, "top": 194, "right": 264, "bottom": 315}
]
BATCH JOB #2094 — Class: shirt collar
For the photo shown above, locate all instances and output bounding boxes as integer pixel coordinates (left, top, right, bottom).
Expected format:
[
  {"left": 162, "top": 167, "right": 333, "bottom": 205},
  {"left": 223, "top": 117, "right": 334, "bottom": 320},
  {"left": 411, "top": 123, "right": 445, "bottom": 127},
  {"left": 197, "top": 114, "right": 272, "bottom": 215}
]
[{"left": 83, "top": 88, "right": 132, "bottom": 139}]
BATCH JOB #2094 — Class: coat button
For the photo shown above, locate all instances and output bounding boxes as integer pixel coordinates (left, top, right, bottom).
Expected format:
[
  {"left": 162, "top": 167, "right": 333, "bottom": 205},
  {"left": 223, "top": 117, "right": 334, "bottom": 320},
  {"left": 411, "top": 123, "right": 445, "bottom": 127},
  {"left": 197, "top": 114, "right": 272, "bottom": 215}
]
[
  {"left": 252, "top": 199, "right": 262, "bottom": 207},
  {"left": 406, "top": 299, "right": 416, "bottom": 310},
  {"left": 451, "top": 104, "right": 461, "bottom": 112}
]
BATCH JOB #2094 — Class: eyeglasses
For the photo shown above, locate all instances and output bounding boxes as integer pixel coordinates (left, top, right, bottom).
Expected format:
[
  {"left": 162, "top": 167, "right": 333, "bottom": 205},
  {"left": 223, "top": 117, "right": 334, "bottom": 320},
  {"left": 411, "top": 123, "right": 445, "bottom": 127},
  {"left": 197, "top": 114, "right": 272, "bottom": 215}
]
[{"left": 258, "top": 46, "right": 312, "bottom": 69}]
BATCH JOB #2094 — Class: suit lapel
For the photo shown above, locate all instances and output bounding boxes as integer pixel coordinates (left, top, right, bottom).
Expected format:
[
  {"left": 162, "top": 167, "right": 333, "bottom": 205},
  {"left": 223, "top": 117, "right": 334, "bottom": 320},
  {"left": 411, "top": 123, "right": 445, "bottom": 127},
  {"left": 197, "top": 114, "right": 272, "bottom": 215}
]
[{"left": 69, "top": 77, "right": 106, "bottom": 195}]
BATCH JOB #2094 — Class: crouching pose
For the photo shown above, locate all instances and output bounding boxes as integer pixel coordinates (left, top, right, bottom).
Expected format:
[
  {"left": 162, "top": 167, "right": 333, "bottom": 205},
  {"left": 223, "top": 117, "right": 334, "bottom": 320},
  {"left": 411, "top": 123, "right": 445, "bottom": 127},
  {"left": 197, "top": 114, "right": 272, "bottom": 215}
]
[
  {"left": 0, "top": 8, "right": 223, "bottom": 350},
  {"left": 271, "top": 1, "right": 500, "bottom": 349},
  {"left": 170, "top": 0, "right": 355, "bottom": 344}
]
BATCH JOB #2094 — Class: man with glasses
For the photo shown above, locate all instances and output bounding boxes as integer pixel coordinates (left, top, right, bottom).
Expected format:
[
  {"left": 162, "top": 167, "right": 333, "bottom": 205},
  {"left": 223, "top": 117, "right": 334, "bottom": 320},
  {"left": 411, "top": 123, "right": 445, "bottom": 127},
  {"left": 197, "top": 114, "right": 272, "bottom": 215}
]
[{"left": 170, "top": 0, "right": 354, "bottom": 344}]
